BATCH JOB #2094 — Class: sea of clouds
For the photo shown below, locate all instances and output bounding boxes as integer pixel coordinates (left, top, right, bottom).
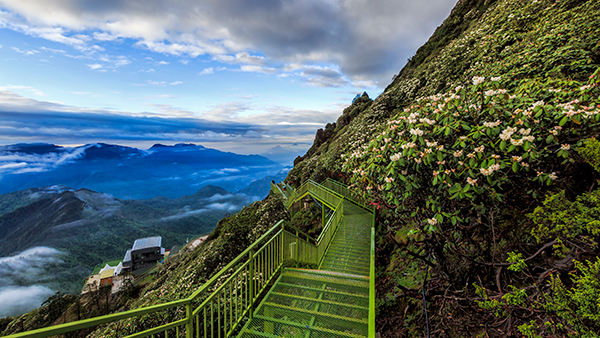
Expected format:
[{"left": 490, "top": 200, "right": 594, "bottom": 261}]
[{"left": 0, "top": 247, "right": 65, "bottom": 318}]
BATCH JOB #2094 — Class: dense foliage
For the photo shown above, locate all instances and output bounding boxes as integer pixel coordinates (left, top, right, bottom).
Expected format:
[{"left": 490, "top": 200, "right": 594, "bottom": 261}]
[{"left": 288, "top": 0, "right": 600, "bottom": 336}]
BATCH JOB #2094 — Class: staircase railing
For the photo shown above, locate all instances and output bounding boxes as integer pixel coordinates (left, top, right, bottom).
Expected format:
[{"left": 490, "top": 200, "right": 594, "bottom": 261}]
[
  {"left": 323, "top": 178, "right": 374, "bottom": 212},
  {"left": 282, "top": 197, "right": 344, "bottom": 266}
]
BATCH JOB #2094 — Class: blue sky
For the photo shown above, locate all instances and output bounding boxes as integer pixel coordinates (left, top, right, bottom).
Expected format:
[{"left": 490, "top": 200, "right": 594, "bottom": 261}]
[{"left": 0, "top": 0, "right": 456, "bottom": 155}]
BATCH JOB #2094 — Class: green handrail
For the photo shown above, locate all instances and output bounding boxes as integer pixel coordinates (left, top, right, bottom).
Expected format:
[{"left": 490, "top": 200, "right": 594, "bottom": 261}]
[{"left": 323, "top": 178, "right": 374, "bottom": 212}]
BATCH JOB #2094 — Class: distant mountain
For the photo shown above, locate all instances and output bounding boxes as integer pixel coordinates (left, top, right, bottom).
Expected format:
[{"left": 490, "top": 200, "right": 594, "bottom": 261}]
[
  {"left": 0, "top": 143, "right": 283, "bottom": 199},
  {"left": 237, "top": 169, "right": 289, "bottom": 199},
  {"left": 259, "top": 145, "right": 306, "bottom": 166},
  {"left": 0, "top": 185, "right": 251, "bottom": 317}
]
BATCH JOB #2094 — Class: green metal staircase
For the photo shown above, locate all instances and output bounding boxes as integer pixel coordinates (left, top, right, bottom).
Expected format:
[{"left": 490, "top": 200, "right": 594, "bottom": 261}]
[
  {"left": 319, "top": 202, "right": 372, "bottom": 276},
  {"left": 239, "top": 181, "right": 374, "bottom": 338},
  {"left": 239, "top": 269, "right": 369, "bottom": 338}
]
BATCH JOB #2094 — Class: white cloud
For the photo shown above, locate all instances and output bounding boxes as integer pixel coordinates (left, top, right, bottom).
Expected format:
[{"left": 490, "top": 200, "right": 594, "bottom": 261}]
[
  {"left": 0, "top": 247, "right": 64, "bottom": 317},
  {"left": 0, "top": 0, "right": 456, "bottom": 87},
  {"left": 39, "top": 46, "right": 66, "bottom": 54},
  {"left": 0, "top": 145, "right": 93, "bottom": 177},
  {"left": 93, "top": 31, "right": 120, "bottom": 41},
  {"left": 0, "top": 285, "right": 55, "bottom": 318},
  {"left": 170, "top": 81, "right": 182, "bottom": 85},
  {"left": 199, "top": 67, "right": 214, "bottom": 75},
  {"left": 240, "top": 65, "right": 277, "bottom": 74},
  {"left": 157, "top": 60, "right": 169, "bottom": 65},
  {"left": 1, "top": 84, "right": 45, "bottom": 96},
  {"left": 87, "top": 63, "right": 103, "bottom": 70},
  {"left": 11, "top": 46, "right": 39, "bottom": 55}
]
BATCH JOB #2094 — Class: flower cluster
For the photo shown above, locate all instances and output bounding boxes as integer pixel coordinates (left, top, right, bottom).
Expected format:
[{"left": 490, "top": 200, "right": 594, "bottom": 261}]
[{"left": 341, "top": 68, "right": 600, "bottom": 230}]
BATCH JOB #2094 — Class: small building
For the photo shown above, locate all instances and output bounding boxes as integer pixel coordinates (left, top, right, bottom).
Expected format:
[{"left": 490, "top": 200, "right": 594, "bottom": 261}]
[
  {"left": 100, "top": 268, "right": 114, "bottom": 286},
  {"left": 122, "top": 236, "right": 165, "bottom": 273},
  {"left": 83, "top": 261, "right": 124, "bottom": 293}
]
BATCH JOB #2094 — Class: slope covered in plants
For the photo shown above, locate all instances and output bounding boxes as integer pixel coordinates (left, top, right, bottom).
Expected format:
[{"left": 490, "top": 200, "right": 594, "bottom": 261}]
[{"left": 289, "top": 0, "right": 600, "bottom": 336}]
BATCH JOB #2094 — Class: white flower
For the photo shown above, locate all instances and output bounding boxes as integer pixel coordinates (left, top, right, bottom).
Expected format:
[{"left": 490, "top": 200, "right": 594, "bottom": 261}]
[
  {"left": 519, "top": 128, "right": 531, "bottom": 136},
  {"left": 512, "top": 156, "right": 522, "bottom": 162},
  {"left": 410, "top": 128, "right": 424, "bottom": 136},
  {"left": 484, "top": 121, "right": 502, "bottom": 128},
  {"left": 474, "top": 145, "right": 485, "bottom": 153},
  {"left": 401, "top": 142, "right": 416, "bottom": 149},
  {"left": 549, "top": 130, "right": 559, "bottom": 135},
  {"left": 459, "top": 136, "right": 468, "bottom": 141},
  {"left": 467, "top": 177, "right": 478, "bottom": 185},
  {"left": 426, "top": 140, "right": 438, "bottom": 147},
  {"left": 472, "top": 76, "right": 485, "bottom": 85},
  {"left": 427, "top": 218, "right": 438, "bottom": 225},
  {"left": 500, "top": 126, "right": 517, "bottom": 141},
  {"left": 561, "top": 144, "right": 570, "bottom": 151},
  {"left": 390, "top": 153, "right": 402, "bottom": 162},
  {"left": 385, "top": 177, "right": 394, "bottom": 183},
  {"left": 414, "top": 158, "right": 422, "bottom": 164},
  {"left": 510, "top": 138, "right": 524, "bottom": 146},
  {"left": 480, "top": 163, "right": 501, "bottom": 176},
  {"left": 455, "top": 85, "right": 463, "bottom": 91},
  {"left": 548, "top": 172, "right": 558, "bottom": 180},
  {"left": 491, "top": 76, "right": 501, "bottom": 82},
  {"left": 532, "top": 100, "right": 545, "bottom": 108}
]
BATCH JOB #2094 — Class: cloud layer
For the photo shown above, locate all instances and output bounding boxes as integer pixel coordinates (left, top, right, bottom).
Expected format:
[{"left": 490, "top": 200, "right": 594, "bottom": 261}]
[
  {"left": 0, "top": 247, "right": 64, "bottom": 318},
  {"left": 0, "top": 88, "right": 340, "bottom": 153},
  {"left": 0, "top": 0, "right": 456, "bottom": 86}
]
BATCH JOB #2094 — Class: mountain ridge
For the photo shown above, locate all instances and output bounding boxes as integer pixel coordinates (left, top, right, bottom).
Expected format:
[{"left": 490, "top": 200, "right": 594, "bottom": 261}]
[{"left": 0, "top": 142, "right": 283, "bottom": 199}]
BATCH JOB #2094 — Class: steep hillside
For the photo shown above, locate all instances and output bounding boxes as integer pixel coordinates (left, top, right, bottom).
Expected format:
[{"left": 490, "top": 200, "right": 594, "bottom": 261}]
[{"left": 288, "top": 0, "right": 600, "bottom": 336}]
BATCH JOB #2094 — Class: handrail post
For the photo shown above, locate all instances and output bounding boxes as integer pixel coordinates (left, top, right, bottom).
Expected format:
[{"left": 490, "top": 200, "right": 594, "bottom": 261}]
[
  {"left": 295, "top": 230, "right": 299, "bottom": 261},
  {"left": 248, "top": 249, "right": 254, "bottom": 319},
  {"left": 186, "top": 301, "right": 193, "bottom": 338},
  {"left": 281, "top": 223, "right": 285, "bottom": 268}
]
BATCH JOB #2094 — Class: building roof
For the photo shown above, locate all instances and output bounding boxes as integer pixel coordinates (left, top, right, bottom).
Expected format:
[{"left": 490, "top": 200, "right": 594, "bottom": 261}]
[
  {"left": 123, "top": 249, "right": 132, "bottom": 263},
  {"left": 132, "top": 236, "right": 162, "bottom": 251},
  {"left": 100, "top": 268, "right": 115, "bottom": 279}
]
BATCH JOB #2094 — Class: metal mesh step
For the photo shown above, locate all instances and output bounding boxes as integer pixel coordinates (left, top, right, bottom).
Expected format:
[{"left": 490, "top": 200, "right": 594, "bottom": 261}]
[{"left": 239, "top": 268, "right": 369, "bottom": 338}]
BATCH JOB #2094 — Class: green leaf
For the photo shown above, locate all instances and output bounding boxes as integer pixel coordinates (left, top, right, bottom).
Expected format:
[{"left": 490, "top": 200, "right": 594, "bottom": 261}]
[
  {"left": 512, "top": 161, "right": 519, "bottom": 172},
  {"left": 433, "top": 176, "right": 438, "bottom": 186},
  {"left": 559, "top": 116, "right": 568, "bottom": 126},
  {"left": 500, "top": 140, "right": 506, "bottom": 151}
]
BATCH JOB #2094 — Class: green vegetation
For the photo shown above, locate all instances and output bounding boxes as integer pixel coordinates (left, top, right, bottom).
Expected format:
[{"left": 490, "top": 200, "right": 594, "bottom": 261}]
[{"left": 288, "top": 0, "right": 600, "bottom": 336}]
